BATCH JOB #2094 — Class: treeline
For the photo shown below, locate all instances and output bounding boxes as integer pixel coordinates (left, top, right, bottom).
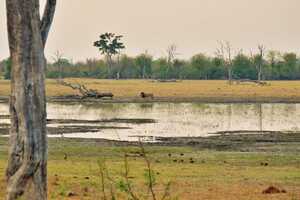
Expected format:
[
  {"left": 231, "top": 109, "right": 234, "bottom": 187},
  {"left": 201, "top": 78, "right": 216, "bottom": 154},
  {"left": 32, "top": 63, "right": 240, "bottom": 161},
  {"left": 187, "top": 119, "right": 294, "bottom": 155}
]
[{"left": 1, "top": 51, "right": 300, "bottom": 80}]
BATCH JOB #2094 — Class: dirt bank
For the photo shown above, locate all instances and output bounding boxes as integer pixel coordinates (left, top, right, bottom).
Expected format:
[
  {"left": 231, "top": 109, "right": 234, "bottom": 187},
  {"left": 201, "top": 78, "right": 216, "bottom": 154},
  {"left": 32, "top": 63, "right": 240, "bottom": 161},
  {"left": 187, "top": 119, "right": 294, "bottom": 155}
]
[
  {"left": 2, "top": 95, "right": 300, "bottom": 104},
  {"left": 2, "top": 79, "right": 300, "bottom": 103}
]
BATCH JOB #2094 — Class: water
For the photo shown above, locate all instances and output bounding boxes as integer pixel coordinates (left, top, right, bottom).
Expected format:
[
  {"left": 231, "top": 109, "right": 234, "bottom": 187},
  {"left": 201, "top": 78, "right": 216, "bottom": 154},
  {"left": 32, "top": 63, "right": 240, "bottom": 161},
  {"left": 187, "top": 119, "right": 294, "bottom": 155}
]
[{"left": 1, "top": 103, "right": 300, "bottom": 141}]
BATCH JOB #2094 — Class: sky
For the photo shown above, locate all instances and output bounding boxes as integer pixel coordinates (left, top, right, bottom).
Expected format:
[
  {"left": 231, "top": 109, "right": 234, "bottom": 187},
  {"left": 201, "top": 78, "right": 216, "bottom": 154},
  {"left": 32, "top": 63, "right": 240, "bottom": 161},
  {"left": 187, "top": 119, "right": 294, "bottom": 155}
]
[{"left": 0, "top": 0, "right": 300, "bottom": 62}]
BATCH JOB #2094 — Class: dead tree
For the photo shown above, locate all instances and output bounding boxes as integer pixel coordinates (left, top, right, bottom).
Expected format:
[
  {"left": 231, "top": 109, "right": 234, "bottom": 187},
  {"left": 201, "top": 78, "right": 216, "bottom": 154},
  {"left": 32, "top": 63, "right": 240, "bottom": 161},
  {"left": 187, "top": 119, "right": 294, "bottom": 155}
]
[
  {"left": 256, "top": 45, "right": 266, "bottom": 81},
  {"left": 250, "top": 45, "right": 266, "bottom": 82},
  {"left": 216, "top": 41, "right": 233, "bottom": 85},
  {"left": 60, "top": 81, "right": 114, "bottom": 99},
  {"left": 52, "top": 50, "right": 64, "bottom": 82},
  {"left": 6, "top": 0, "right": 56, "bottom": 200},
  {"left": 165, "top": 44, "right": 179, "bottom": 79}
]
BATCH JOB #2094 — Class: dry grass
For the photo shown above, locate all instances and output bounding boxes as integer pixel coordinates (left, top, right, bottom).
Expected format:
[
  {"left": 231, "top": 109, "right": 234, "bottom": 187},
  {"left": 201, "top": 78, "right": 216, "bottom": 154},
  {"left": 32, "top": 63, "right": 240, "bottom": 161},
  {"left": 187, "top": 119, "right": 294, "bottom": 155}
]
[{"left": 1, "top": 79, "right": 300, "bottom": 101}]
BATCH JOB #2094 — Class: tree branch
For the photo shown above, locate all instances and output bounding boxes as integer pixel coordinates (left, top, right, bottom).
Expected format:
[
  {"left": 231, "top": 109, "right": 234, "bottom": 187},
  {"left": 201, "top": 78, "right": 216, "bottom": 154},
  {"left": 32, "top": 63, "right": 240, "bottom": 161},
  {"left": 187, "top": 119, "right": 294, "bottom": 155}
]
[{"left": 40, "top": 0, "right": 57, "bottom": 46}]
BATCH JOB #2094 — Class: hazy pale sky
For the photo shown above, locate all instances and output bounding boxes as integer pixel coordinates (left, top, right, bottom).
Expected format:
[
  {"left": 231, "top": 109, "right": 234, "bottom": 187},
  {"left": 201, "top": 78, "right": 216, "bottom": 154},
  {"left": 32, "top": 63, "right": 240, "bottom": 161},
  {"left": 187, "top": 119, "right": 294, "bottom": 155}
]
[{"left": 0, "top": 0, "right": 299, "bottom": 61}]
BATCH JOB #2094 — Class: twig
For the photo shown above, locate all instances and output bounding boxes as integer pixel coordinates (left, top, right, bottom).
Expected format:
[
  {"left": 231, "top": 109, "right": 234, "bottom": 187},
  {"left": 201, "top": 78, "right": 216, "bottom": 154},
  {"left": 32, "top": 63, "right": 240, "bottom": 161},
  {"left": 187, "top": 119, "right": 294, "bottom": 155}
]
[
  {"left": 138, "top": 141, "right": 157, "bottom": 200},
  {"left": 98, "top": 161, "right": 107, "bottom": 200},
  {"left": 123, "top": 151, "right": 140, "bottom": 200},
  {"left": 161, "top": 182, "right": 172, "bottom": 200}
]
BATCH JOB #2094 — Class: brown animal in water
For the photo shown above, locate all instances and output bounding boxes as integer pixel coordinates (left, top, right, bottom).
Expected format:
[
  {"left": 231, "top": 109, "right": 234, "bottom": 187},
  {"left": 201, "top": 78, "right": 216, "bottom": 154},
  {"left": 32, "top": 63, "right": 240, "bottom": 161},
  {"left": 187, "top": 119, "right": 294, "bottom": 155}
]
[{"left": 140, "top": 92, "right": 154, "bottom": 99}]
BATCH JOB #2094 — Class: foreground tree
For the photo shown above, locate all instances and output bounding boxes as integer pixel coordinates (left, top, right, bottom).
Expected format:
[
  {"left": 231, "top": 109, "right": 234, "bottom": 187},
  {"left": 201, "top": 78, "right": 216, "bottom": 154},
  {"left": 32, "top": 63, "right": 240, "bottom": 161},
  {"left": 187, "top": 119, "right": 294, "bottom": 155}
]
[{"left": 6, "top": 0, "right": 56, "bottom": 199}]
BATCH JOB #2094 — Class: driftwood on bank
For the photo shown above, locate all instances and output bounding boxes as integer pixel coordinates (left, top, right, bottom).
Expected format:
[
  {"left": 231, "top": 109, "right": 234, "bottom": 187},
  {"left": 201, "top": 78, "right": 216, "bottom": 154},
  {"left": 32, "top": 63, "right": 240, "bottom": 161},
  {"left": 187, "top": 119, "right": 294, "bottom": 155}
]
[
  {"left": 232, "top": 79, "right": 268, "bottom": 86},
  {"left": 150, "top": 79, "right": 181, "bottom": 83},
  {"left": 59, "top": 81, "right": 113, "bottom": 99}
]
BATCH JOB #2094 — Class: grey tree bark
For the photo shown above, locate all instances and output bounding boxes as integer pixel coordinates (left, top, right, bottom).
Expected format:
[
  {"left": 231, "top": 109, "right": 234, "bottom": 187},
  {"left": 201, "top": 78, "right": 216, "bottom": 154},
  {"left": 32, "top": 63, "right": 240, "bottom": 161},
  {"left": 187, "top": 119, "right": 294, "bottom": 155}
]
[
  {"left": 6, "top": 0, "right": 56, "bottom": 199},
  {"left": 257, "top": 45, "right": 265, "bottom": 81},
  {"left": 216, "top": 41, "right": 233, "bottom": 85}
]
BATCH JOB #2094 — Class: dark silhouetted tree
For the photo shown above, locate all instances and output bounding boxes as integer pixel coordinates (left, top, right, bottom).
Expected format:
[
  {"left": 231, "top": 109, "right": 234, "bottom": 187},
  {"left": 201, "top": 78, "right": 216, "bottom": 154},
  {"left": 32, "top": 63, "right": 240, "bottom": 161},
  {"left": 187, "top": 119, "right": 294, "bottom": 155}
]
[{"left": 94, "top": 33, "right": 125, "bottom": 78}]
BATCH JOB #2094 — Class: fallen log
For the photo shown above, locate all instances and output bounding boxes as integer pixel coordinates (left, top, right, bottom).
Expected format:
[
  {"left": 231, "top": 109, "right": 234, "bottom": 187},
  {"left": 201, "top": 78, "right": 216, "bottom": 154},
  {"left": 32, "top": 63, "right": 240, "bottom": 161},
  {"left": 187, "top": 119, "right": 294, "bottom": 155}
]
[
  {"left": 232, "top": 79, "right": 269, "bottom": 86},
  {"left": 150, "top": 79, "right": 180, "bottom": 83},
  {"left": 59, "top": 81, "right": 114, "bottom": 99}
]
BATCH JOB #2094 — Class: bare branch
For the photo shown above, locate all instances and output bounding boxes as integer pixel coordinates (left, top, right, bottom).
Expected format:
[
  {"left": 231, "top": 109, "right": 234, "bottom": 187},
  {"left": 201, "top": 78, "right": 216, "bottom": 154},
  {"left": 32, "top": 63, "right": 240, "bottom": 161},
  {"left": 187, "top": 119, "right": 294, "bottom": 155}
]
[
  {"left": 59, "top": 81, "right": 114, "bottom": 99},
  {"left": 40, "top": 0, "right": 57, "bottom": 46},
  {"left": 215, "top": 41, "right": 225, "bottom": 59},
  {"left": 258, "top": 44, "right": 266, "bottom": 58},
  {"left": 216, "top": 41, "right": 234, "bottom": 84},
  {"left": 123, "top": 153, "right": 140, "bottom": 200},
  {"left": 138, "top": 141, "right": 157, "bottom": 200}
]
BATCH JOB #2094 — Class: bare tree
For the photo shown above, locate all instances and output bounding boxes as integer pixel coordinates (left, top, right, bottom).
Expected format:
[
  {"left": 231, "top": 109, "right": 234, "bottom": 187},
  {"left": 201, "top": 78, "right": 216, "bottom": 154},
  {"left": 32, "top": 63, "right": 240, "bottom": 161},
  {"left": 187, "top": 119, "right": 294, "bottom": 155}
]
[
  {"left": 165, "top": 44, "right": 179, "bottom": 79},
  {"left": 166, "top": 44, "right": 178, "bottom": 65},
  {"left": 6, "top": 0, "right": 56, "bottom": 199},
  {"left": 52, "top": 50, "right": 64, "bottom": 81},
  {"left": 257, "top": 45, "right": 266, "bottom": 81},
  {"left": 250, "top": 45, "right": 266, "bottom": 81},
  {"left": 216, "top": 41, "right": 233, "bottom": 84}
]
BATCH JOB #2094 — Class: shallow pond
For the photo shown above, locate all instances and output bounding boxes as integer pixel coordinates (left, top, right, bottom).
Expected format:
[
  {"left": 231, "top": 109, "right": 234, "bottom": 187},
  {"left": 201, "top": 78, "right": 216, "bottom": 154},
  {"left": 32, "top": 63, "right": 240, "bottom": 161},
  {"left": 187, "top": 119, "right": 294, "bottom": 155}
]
[{"left": 1, "top": 103, "right": 300, "bottom": 141}]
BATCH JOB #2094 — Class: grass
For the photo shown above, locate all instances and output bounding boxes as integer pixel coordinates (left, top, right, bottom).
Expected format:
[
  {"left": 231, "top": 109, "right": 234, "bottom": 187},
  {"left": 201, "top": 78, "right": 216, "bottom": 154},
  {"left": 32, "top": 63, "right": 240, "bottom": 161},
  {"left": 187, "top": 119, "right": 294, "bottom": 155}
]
[
  {"left": 1, "top": 79, "right": 300, "bottom": 102},
  {"left": 0, "top": 138, "right": 299, "bottom": 199}
]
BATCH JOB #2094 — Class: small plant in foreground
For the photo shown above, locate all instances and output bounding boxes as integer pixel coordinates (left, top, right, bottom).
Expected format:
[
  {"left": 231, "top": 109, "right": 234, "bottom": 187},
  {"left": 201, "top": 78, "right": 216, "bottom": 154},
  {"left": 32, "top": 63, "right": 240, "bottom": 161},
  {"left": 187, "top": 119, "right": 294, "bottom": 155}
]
[{"left": 97, "top": 142, "right": 172, "bottom": 200}]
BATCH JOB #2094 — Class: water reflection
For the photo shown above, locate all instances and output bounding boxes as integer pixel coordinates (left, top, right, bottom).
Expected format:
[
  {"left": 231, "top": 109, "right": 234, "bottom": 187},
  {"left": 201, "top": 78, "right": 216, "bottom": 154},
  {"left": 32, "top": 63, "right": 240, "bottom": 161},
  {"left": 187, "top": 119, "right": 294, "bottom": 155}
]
[{"left": 1, "top": 103, "right": 300, "bottom": 141}]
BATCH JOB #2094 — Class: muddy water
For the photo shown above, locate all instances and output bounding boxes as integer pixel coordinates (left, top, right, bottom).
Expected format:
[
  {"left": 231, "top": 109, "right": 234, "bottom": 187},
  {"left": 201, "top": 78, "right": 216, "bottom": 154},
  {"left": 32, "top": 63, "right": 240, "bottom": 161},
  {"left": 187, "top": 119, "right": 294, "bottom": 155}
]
[{"left": 1, "top": 103, "right": 300, "bottom": 141}]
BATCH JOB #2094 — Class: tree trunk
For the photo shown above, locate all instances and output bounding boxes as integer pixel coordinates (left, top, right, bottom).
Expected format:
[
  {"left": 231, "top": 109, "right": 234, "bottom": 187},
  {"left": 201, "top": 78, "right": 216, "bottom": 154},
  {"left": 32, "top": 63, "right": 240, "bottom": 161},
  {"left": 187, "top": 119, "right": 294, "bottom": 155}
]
[
  {"left": 258, "top": 67, "right": 262, "bottom": 81},
  {"left": 106, "top": 55, "right": 113, "bottom": 79},
  {"left": 228, "top": 66, "right": 233, "bottom": 85},
  {"left": 6, "top": 1, "right": 56, "bottom": 199},
  {"left": 59, "top": 63, "right": 63, "bottom": 81}
]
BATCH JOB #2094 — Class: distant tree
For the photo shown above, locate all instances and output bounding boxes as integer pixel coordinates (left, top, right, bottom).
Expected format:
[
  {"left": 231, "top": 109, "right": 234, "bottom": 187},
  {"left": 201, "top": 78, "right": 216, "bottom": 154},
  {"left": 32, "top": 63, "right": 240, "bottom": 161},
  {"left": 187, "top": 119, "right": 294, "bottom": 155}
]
[
  {"left": 118, "top": 55, "right": 139, "bottom": 78},
  {"left": 267, "top": 50, "right": 281, "bottom": 79},
  {"left": 173, "top": 59, "right": 187, "bottom": 79},
  {"left": 135, "top": 52, "right": 153, "bottom": 78},
  {"left": 153, "top": 58, "right": 169, "bottom": 79},
  {"left": 251, "top": 45, "right": 266, "bottom": 81},
  {"left": 86, "top": 58, "right": 99, "bottom": 72},
  {"left": 165, "top": 44, "right": 179, "bottom": 79},
  {"left": 282, "top": 52, "right": 298, "bottom": 79},
  {"left": 181, "top": 64, "right": 199, "bottom": 79},
  {"left": 52, "top": 51, "right": 64, "bottom": 81},
  {"left": 216, "top": 41, "right": 234, "bottom": 84},
  {"left": 233, "top": 53, "right": 256, "bottom": 80},
  {"left": 210, "top": 57, "right": 226, "bottom": 79},
  {"left": 94, "top": 33, "right": 125, "bottom": 78},
  {"left": 191, "top": 54, "right": 211, "bottom": 79}
]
